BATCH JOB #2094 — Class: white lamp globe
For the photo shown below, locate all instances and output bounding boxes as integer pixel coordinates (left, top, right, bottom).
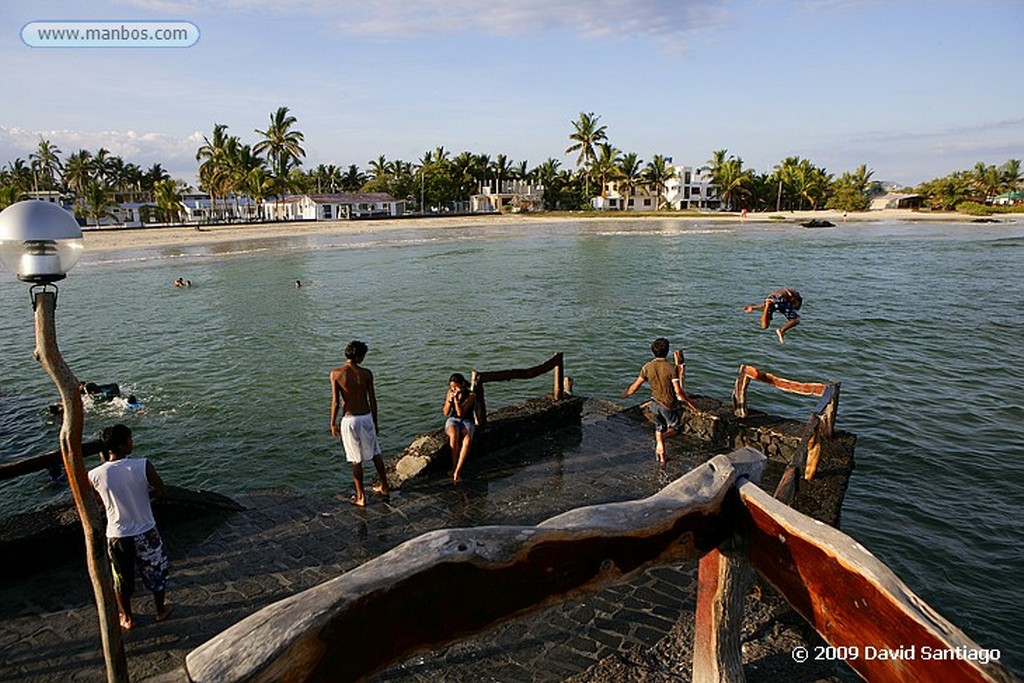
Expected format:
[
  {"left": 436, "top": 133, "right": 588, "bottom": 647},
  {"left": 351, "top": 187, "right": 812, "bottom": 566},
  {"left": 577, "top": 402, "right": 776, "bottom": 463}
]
[{"left": 0, "top": 201, "right": 84, "bottom": 283}]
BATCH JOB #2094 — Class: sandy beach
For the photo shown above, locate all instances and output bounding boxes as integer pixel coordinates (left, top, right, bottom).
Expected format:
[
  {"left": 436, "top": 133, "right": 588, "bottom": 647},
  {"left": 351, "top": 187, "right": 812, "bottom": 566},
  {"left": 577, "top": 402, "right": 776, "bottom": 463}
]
[{"left": 79, "top": 208, "right": 989, "bottom": 255}]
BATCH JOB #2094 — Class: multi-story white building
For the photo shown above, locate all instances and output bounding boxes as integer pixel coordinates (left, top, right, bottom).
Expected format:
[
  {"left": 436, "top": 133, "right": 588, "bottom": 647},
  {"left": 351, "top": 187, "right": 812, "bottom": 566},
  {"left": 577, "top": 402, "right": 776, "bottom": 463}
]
[
  {"left": 471, "top": 180, "right": 545, "bottom": 213},
  {"left": 590, "top": 161, "right": 720, "bottom": 212},
  {"left": 664, "top": 165, "right": 720, "bottom": 210}
]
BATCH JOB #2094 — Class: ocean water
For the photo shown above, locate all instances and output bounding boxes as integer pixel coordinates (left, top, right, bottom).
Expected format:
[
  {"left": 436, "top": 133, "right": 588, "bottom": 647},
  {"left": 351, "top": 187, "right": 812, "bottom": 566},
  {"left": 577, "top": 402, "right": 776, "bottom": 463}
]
[{"left": 1, "top": 217, "right": 1022, "bottom": 672}]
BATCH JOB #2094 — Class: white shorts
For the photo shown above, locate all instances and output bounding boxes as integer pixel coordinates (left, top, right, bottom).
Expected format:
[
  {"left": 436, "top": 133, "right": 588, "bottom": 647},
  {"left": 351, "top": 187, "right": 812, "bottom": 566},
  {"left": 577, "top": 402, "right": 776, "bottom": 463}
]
[{"left": 340, "top": 413, "right": 381, "bottom": 464}]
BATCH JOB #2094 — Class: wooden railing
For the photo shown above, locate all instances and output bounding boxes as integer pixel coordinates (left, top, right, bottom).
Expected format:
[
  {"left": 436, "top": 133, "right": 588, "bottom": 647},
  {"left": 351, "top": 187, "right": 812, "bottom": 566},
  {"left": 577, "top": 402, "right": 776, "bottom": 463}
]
[
  {"left": 179, "top": 448, "right": 1016, "bottom": 683},
  {"left": 731, "top": 364, "right": 840, "bottom": 493},
  {"left": 470, "top": 352, "right": 566, "bottom": 426}
]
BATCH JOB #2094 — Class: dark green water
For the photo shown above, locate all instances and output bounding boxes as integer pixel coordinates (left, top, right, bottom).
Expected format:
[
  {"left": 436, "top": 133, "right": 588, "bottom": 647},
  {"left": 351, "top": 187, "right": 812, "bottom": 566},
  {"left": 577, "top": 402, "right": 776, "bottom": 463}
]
[{"left": 1, "top": 218, "right": 1021, "bottom": 671}]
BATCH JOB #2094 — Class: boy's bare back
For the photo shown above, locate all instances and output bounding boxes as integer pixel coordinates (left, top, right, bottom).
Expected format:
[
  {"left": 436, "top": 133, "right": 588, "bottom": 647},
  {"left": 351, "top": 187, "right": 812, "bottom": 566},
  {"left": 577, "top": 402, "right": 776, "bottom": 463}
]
[{"left": 332, "top": 362, "right": 373, "bottom": 416}]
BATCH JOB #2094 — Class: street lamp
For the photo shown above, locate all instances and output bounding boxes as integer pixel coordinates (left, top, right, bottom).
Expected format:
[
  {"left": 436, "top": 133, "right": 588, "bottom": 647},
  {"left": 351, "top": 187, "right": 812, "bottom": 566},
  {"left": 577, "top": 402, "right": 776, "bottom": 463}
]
[{"left": 0, "top": 200, "right": 128, "bottom": 682}]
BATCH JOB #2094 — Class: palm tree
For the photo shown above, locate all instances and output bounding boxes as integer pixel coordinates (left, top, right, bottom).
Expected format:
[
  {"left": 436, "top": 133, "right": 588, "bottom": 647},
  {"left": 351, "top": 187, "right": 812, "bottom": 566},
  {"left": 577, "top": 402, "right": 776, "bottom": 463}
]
[
  {"left": 80, "top": 181, "right": 115, "bottom": 226},
  {"left": 642, "top": 155, "right": 676, "bottom": 210},
  {"left": 62, "top": 150, "right": 93, "bottom": 199},
  {"left": 253, "top": 106, "right": 306, "bottom": 180},
  {"left": 341, "top": 164, "right": 367, "bottom": 192},
  {"left": 239, "top": 168, "right": 274, "bottom": 220},
  {"left": 618, "top": 152, "right": 644, "bottom": 211},
  {"left": 489, "top": 154, "right": 515, "bottom": 192},
  {"left": 565, "top": 112, "right": 607, "bottom": 198},
  {"left": 592, "top": 143, "right": 623, "bottom": 199},
  {"left": 195, "top": 124, "right": 238, "bottom": 221},
  {"left": 999, "top": 159, "right": 1022, "bottom": 192},
  {"left": 153, "top": 178, "right": 184, "bottom": 223},
  {"left": 30, "top": 138, "right": 63, "bottom": 192},
  {"left": 367, "top": 155, "right": 393, "bottom": 180}
]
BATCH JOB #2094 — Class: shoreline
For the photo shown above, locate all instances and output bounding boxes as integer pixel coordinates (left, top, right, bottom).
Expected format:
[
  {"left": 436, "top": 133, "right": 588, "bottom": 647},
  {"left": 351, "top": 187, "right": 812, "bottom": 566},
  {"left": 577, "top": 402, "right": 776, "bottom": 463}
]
[{"left": 78, "top": 208, "right": 1003, "bottom": 255}]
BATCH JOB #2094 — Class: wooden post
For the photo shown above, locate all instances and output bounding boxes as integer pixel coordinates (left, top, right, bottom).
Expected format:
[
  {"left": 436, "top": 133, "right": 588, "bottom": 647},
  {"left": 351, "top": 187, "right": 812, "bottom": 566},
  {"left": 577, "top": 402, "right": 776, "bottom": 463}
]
[
  {"left": 693, "top": 545, "right": 753, "bottom": 682},
  {"left": 470, "top": 371, "right": 486, "bottom": 426},
  {"left": 693, "top": 456, "right": 765, "bottom": 683},
  {"left": 552, "top": 352, "right": 564, "bottom": 400},
  {"left": 33, "top": 289, "right": 128, "bottom": 683}
]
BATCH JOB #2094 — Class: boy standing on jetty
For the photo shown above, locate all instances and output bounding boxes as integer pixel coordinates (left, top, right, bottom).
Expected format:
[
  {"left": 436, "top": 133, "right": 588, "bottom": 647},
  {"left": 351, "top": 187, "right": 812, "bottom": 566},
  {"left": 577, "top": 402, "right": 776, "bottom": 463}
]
[
  {"left": 88, "top": 424, "right": 172, "bottom": 630},
  {"left": 330, "top": 340, "right": 389, "bottom": 507},
  {"left": 622, "top": 338, "right": 692, "bottom": 465}
]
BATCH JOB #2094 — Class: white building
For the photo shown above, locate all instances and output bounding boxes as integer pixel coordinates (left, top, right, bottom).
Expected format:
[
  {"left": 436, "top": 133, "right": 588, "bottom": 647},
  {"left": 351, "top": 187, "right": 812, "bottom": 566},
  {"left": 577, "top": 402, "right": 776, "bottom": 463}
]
[
  {"left": 180, "top": 191, "right": 255, "bottom": 224},
  {"left": 590, "top": 162, "right": 719, "bottom": 212},
  {"left": 664, "top": 165, "right": 720, "bottom": 210},
  {"left": 590, "top": 182, "right": 659, "bottom": 211},
  {"left": 263, "top": 193, "right": 405, "bottom": 221},
  {"left": 471, "top": 180, "right": 545, "bottom": 213}
]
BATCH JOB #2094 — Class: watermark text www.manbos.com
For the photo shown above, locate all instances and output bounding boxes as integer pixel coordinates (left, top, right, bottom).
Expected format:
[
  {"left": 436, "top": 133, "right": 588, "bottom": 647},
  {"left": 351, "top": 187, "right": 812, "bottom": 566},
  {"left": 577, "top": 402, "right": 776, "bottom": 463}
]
[
  {"left": 22, "top": 21, "right": 199, "bottom": 48},
  {"left": 791, "top": 644, "right": 1002, "bottom": 666}
]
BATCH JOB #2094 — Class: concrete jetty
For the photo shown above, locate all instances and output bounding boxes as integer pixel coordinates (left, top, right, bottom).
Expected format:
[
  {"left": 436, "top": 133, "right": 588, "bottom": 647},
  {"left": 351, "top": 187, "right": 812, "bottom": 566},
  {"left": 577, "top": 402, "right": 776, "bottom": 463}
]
[{"left": 0, "top": 397, "right": 853, "bottom": 682}]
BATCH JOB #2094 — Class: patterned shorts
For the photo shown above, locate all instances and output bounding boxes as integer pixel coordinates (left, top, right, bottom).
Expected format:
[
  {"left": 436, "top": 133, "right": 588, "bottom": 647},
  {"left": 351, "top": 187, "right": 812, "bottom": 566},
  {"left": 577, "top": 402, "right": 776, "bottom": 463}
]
[
  {"left": 108, "top": 527, "right": 169, "bottom": 598},
  {"left": 768, "top": 295, "right": 800, "bottom": 321}
]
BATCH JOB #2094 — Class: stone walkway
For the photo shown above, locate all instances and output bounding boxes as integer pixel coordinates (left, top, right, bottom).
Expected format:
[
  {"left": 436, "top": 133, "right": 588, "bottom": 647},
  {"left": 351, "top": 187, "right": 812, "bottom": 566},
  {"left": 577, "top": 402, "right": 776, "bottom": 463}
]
[{"left": 0, "top": 405, "right": 841, "bottom": 682}]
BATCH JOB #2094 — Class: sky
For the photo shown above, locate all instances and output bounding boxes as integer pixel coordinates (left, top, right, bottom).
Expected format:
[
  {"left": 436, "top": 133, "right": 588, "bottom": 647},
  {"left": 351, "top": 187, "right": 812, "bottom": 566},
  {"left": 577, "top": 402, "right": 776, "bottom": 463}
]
[{"left": 1, "top": 0, "right": 1022, "bottom": 187}]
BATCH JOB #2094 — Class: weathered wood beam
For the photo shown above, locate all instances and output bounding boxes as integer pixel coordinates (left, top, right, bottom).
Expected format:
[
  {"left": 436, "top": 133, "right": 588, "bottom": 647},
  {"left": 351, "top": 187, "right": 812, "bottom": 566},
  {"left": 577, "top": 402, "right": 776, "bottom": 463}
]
[
  {"left": 473, "top": 352, "right": 563, "bottom": 384},
  {"left": 0, "top": 440, "right": 103, "bottom": 482},
  {"left": 740, "top": 482, "right": 1017, "bottom": 683},
  {"left": 184, "top": 448, "right": 766, "bottom": 683}
]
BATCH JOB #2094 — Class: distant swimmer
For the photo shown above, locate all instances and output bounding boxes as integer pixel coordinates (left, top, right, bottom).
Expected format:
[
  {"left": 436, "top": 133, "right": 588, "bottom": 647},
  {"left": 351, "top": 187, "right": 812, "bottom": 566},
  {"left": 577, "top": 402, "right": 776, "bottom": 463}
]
[
  {"left": 295, "top": 280, "right": 302, "bottom": 288},
  {"left": 173, "top": 278, "right": 192, "bottom": 288},
  {"left": 744, "top": 288, "right": 802, "bottom": 344}
]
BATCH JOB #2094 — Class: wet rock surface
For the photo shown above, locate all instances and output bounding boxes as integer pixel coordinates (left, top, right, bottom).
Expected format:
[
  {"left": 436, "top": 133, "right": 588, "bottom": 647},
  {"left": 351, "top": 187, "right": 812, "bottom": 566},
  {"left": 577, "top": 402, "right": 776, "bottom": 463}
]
[{"left": 0, "top": 400, "right": 850, "bottom": 682}]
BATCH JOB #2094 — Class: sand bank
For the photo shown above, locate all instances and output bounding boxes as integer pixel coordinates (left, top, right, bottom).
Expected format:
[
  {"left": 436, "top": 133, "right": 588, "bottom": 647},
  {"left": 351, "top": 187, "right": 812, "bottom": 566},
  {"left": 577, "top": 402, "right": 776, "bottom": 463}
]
[{"left": 79, "top": 208, "right": 985, "bottom": 255}]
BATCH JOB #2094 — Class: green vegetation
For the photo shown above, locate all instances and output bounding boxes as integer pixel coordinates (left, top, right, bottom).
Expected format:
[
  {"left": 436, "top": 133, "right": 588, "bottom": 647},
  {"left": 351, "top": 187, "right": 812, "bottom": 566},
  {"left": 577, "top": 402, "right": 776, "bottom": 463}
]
[{"left": 1, "top": 108, "right": 1021, "bottom": 221}]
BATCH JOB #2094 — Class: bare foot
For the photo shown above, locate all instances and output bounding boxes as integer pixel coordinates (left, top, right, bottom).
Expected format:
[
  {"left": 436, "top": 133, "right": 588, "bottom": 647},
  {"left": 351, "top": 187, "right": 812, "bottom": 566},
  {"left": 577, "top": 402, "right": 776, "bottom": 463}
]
[
  {"left": 155, "top": 604, "right": 173, "bottom": 622},
  {"left": 776, "top": 329, "right": 785, "bottom": 344},
  {"left": 349, "top": 495, "right": 366, "bottom": 507},
  {"left": 372, "top": 484, "right": 389, "bottom": 498},
  {"left": 119, "top": 614, "right": 134, "bottom": 631}
]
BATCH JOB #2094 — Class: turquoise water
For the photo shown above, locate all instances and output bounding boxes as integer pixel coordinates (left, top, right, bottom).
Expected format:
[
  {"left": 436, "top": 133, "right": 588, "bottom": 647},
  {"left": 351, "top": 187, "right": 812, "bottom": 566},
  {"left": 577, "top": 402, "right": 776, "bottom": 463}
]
[{"left": 2, "top": 217, "right": 1022, "bottom": 672}]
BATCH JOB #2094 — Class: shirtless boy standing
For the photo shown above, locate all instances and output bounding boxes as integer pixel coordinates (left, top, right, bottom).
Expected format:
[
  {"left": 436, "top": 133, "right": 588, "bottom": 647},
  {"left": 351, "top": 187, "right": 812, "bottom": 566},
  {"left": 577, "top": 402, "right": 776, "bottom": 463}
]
[{"left": 330, "top": 340, "right": 389, "bottom": 506}]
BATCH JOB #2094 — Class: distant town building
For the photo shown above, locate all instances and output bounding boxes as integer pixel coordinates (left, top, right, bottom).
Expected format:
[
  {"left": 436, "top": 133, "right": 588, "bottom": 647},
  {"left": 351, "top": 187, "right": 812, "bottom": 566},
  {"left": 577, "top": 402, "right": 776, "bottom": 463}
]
[
  {"left": 262, "top": 193, "right": 405, "bottom": 221},
  {"left": 870, "top": 193, "right": 924, "bottom": 210},
  {"left": 664, "top": 165, "right": 720, "bottom": 210},
  {"left": 471, "top": 180, "right": 545, "bottom": 213},
  {"left": 590, "top": 162, "right": 720, "bottom": 212},
  {"left": 590, "top": 181, "right": 659, "bottom": 211},
  {"left": 993, "top": 191, "right": 1024, "bottom": 206}
]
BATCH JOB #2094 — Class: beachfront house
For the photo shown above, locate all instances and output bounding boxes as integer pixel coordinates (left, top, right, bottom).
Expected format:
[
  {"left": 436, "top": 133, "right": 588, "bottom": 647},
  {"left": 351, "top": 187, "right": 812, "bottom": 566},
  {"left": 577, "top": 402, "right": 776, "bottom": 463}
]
[
  {"left": 590, "top": 163, "right": 720, "bottom": 212},
  {"left": 664, "top": 165, "right": 720, "bottom": 210},
  {"left": 470, "top": 180, "right": 545, "bottom": 213},
  {"left": 590, "top": 181, "right": 660, "bottom": 211},
  {"left": 180, "top": 190, "right": 255, "bottom": 224},
  {"left": 870, "top": 193, "right": 924, "bottom": 211},
  {"left": 262, "top": 193, "right": 405, "bottom": 221},
  {"left": 993, "top": 191, "right": 1024, "bottom": 206}
]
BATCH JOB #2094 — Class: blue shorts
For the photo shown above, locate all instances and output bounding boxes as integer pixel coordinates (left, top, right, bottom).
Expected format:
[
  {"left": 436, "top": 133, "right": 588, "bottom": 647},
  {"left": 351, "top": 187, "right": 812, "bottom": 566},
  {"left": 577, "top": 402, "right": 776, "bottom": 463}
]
[
  {"left": 445, "top": 416, "right": 476, "bottom": 436},
  {"left": 650, "top": 401, "right": 680, "bottom": 434},
  {"left": 768, "top": 295, "right": 800, "bottom": 321}
]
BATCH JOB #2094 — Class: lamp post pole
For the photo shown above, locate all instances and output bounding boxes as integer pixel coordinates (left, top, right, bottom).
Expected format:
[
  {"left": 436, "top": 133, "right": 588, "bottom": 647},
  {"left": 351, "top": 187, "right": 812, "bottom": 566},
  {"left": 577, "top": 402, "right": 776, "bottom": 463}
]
[
  {"left": 0, "top": 201, "right": 127, "bottom": 683},
  {"left": 33, "top": 288, "right": 128, "bottom": 682}
]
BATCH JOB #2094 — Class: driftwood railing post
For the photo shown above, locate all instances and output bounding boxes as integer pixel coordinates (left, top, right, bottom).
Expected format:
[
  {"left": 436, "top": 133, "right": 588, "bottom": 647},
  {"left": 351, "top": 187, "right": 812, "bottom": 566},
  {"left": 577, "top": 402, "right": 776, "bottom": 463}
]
[
  {"left": 692, "top": 461, "right": 764, "bottom": 683},
  {"left": 552, "top": 353, "right": 564, "bottom": 400},
  {"left": 470, "top": 371, "right": 486, "bottom": 426},
  {"left": 471, "top": 353, "right": 565, "bottom": 428}
]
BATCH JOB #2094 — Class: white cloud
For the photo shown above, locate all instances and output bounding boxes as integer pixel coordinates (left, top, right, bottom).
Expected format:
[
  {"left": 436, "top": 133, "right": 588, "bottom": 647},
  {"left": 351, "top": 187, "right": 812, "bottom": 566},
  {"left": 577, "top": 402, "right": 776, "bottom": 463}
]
[{"left": 0, "top": 126, "right": 201, "bottom": 181}]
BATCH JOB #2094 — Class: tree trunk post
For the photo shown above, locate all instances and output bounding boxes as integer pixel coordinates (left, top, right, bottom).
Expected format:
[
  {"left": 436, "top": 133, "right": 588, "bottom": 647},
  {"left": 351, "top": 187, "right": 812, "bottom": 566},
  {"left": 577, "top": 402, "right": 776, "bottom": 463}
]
[{"left": 33, "top": 289, "right": 128, "bottom": 683}]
